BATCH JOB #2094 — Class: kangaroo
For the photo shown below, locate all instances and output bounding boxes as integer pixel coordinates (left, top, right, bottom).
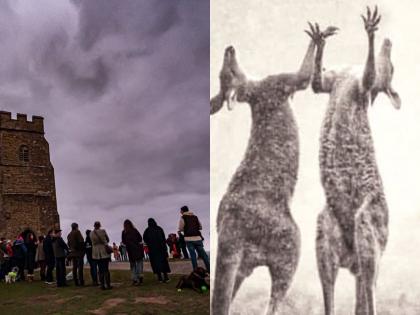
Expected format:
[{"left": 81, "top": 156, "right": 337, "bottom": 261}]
[
  {"left": 312, "top": 7, "right": 401, "bottom": 315},
  {"left": 210, "top": 25, "right": 337, "bottom": 315}
]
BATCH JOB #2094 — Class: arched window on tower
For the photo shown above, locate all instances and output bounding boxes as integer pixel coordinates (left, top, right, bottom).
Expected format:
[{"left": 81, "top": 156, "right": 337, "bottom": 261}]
[{"left": 19, "top": 145, "right": 29, "bottom": 162}]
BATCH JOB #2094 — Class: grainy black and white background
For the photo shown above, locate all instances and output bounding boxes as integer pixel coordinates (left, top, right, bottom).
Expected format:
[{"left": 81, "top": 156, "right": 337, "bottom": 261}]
[
  {"left": 211, "top": 0, "right": 420, "bottom": 313},
  {"left": 0, "top": 0, "right": 209, "bottom": 247}
]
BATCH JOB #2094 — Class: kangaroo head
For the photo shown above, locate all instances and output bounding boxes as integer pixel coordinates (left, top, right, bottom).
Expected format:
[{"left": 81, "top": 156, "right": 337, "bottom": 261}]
[
  {"left": 221, "top": 46, "right": 247, "bottom": 109},
  {"left": 371, "top": 38, "right": 401, "bottom": 109},
  {"left": 223, "top": 46, "right": 236, "bottom": 65}
]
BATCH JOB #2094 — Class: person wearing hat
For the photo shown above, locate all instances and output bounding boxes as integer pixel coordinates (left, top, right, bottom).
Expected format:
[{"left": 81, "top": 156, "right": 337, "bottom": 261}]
[
  {"left": 67, "top": 222, "right": 85, "bottom": 286},
  {"left": 52, "top": 229, "right": 69, "bottom": 287}
]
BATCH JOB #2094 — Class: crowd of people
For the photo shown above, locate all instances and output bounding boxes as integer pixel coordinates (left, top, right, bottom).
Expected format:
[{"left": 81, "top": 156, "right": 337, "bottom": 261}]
[
  {"left": 110, "top": 232, "right": 190, "bottom": 262},
  {"left": 0, "top": 205, "right": 210, "bottom": 290},
  {"left": 110, "top": 233, "right": 188, "bottom": 262}
]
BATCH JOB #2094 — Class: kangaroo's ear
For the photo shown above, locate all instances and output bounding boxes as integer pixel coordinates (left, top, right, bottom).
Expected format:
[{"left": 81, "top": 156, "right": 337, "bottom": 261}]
[
  {"left": 210, "top": 93, "right": 224, "bottom": 115},
  {"left": 386, "top": 86, "right": 401, "bottom": 110}
]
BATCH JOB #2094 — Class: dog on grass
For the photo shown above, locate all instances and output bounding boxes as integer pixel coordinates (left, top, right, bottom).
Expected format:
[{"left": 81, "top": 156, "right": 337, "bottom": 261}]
[
  {"left": 5, "top": 267, "right": 19, "bottom": 283},
  {"left": 176, "top": 267, "right": 209, "bottom": 293}
]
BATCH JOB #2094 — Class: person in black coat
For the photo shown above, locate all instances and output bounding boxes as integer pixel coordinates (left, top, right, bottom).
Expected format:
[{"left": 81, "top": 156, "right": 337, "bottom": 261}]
[
  {"left": 85, "top": 230, "right": 98, "bottom": 286},
  {"left": 11, "top": 236, "right": 27, "bottom": 281},
  {"left": 52, "top": 229, "right": 69, "bottom": 287},
  {"left": 67, "top": 223, "right": 85, "bottom": 286},
  {"left": 122, "top": 219, "right": 144, "bottom": 285},
  {"left": 24, "top": 231, "right": 37, "bottom": 282},
  {"left": 43, "top": 230, "right": 55, "bottom": 284},
  {"left": 143, "top": 218, "right": 171, "bottom": 283}
]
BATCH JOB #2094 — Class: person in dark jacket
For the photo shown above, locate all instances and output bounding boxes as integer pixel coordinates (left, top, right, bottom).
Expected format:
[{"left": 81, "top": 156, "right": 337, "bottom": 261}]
[
  {"left": 12, "top": 235, "right": 27, "bottom": 281},
  {"left": 52, "top": 229, "right": 68, "bottom": 287},
  {"left": 121, "top": 219, "right": 144, "bottom": 286},
  {"left": 85, "top": 230, "right": 98, "bottom": 286},
  {"left": 43, "top": 230, "right": 55, "bottom": 284},
  {"left": 143, "top": 218, "right": 171, "bottom": 283},
  {"left": 24, "top": 231, "right": 37, "bottom": 282},
  {"left": 67, "top": 222, "right": 85, "bottom": 286},
  {"left": 178, "top": 205, "right": 210, "bottom": 272}
]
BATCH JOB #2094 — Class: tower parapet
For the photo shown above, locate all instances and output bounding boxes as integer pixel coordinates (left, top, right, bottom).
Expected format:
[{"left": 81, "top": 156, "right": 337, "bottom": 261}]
[{"left": 0, "top": 111, "right": 44, "bottom": 134}]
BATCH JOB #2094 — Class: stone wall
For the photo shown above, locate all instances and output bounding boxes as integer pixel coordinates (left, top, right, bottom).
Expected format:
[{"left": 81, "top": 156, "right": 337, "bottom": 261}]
[{"left": 0, "top": 111, "right": 60, "bottom": 239}]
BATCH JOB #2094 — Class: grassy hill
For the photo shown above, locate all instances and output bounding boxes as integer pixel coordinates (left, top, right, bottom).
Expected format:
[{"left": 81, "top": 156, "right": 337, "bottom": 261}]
[{"left": 0, "top": 269, "right": 209, "bottom": 315}]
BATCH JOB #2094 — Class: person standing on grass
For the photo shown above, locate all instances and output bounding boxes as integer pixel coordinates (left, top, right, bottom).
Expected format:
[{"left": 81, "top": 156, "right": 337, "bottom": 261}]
[
  {"left": 112, "top": 243, "right": 120, "bottom": 261},
  {"left": 12, "top": 235, "right": 27, "bottom": 281},
  {"left": 178, "top": 205, "right": 210, "bottom": 273},
  {"left": 166, "top": 234, "right": 174, "bottom": 258},
  {"left": 177, "top": 231, "right": 189, "bottom": 260},
  {"left": 52, "top": 229, "right": 69, "bottom": 287},
  {"left": 85, "top": 229, "right": 98, "bottom": 286},
  {"left": 43, "top": 230, "right": 55, "bottom": 284},
  {"left": 120, "top": 242, "right": 128, "bottom": 262},
  {"left": 35, "top": 235, "right": 46, "bottom": 281},
  {"left": 123, "top": 242, "right": 128, "bottom": 261},
  {"left": 167, "top": 234, "right": 181, "bottom": 259},
  {"left": 24, "top": 232, "right": 37, "bottom": 282},
  {"left": 3, "top": 240, "right": 13, "bottom": 278},
  {"left": 118, "top": 243, "right": 123, "bottom": 260},
  {"left": 122, "top": 219, "right": 144, "bottom": 286},
  {"left": 67, "top": 222, "right": 85, "bottom": 286},
  {"left": 143, "top": 218, "right": 171, "bottom": 283},
  {"left": 143, "top": 244, "right": 149, "bottom": 260},
  {"left": 91, "top": 221, "right": 112, "bottom": 290}
]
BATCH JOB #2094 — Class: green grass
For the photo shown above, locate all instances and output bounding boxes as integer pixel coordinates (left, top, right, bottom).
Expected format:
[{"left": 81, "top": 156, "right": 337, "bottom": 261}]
[{"left": 0, "top": 270, "right": 209, "bottom": 315}]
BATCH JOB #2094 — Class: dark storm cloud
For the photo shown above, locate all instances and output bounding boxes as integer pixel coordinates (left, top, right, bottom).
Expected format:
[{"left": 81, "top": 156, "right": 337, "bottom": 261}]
[
  {"left": 72, "top": 0, "right": 180, "bottom": 51},
  {"left": 0, "top": 0, "right": 209, "bottom": 246}
]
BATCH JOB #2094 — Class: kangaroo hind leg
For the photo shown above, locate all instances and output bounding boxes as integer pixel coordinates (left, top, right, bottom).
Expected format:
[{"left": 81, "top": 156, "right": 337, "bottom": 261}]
[
  {"left": 354, "top": 207, "right": 380, "bottom": 315},
  {"left": 212, "top": 208, "right": 244, "bottom": 315},
  {"left": 316, "top": 208, "right": 341, "bottom": 315},
  {"left": 265, "top": 222, "right": 300, "bottom": 314},
  {"left": 231, "top": 257, "right": 255, "bottom": 301}
]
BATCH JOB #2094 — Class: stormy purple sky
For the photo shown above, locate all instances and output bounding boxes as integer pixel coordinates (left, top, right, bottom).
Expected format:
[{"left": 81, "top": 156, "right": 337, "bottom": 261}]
[{"left": 0, "top": 0, "right": 209, "bottom": 248}]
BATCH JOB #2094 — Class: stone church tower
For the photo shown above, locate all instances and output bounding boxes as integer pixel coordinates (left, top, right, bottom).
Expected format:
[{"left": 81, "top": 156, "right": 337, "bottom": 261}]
[{"left": 0, "top": 111, "right": 59, "bottom": 239}]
